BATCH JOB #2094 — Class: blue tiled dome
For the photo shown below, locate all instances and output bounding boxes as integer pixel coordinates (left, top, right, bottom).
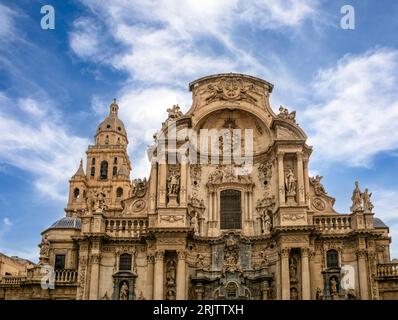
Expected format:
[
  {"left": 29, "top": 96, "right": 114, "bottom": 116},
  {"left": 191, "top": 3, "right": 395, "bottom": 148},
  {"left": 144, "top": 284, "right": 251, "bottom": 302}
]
[{"left": 49, "top": 217, "right": 81, "bottom": 230}]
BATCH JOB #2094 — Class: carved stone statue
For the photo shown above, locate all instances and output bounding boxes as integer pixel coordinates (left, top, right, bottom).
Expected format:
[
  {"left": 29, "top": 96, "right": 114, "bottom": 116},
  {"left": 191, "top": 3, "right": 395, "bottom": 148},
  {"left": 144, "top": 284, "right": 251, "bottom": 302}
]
[
  {"left": 350, "top": 181, "right": 363, "bottom": 212},
  {"left": 316, "top": 288, "right": 324, "bottom": 300},
  {"left": 119, "top": 281, "right": 129, "bottom": 300},
  {"left": 166, "top": 260, "right": 176, "bottom": 286},
  {"left": 196, "top": 253, "right": 205, "bottom": 269},
  {"left": 362, "top": 188, "right": 374, "bottom": 213},
  {"left": 166, "top": 104, "right": 183, "bottom": 120},
  {"left": 261, "top": 211, "right": 272, "bottom": 233},
  {"left": 132, "top": 178, "right": 148, "bottom": 198},
  {"left": 167, "top": 173, "right": 180, "bottom": 196},
  {"left": 285, "top": 169, "right": 296, "bottom": 195},
  {"left": 310, "top": 175, "right": 327, "bottom": 196},
  {"left": 190, "top": 213, "right": 199, "bottom": 235},
  {"left": 289, "top": 257, "right": 297, "bottom": 282},
  {"left": 277, "top": 106, "right": 296, "bottom": 123},
  {"left": 166, "top": 289, "right": 176, "bottom": 300},
  {"left": 39, "top": 235, "right": 50, "bottom": 260},
  {"left": 94, "top": 190, "right": 106, "bottom": 212},
  {"left": 330, "top": 277, "right": 338, "bottom": 295}
]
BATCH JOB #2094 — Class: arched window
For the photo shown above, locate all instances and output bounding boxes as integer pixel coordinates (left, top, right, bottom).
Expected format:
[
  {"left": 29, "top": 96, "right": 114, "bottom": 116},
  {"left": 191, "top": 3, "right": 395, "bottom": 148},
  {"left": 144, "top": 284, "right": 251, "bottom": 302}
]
[
  {"left": 73, "top": 188, "right": 80, "bottom": 198},
  {"left": 100, "top": 161, "right": 108, "bottom": 180},
  {"left": 91, "top": 158, "right": 95, "bottom": 165},
  {"left": 114, "top": 157, "right": 118, "bottom": 164},
  {"left": 326, "top": 249, "right": 339, "bottom": 268},
  {"left": 119, "top": 253, "right": 132, "bottom": 271},
  {"left": 91, "top": 166, "right": 95, "bottom": 177},
  {"left": 220, "top": 190, "right": 241, "bottom": 229},
  {"left": 116, "top": 187, "right": 123, "bottom": 198},
  {"left": 113, "top": 166, "right": 118, "bottom": 176}
]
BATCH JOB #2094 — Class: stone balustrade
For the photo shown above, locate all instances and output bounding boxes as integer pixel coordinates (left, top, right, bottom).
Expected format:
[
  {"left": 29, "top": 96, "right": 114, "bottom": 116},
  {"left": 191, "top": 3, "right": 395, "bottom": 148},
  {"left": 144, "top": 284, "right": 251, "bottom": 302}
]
[
  {"left": 105, "top": 218, "right": 148, "bottom": 237},
  {"left": 55, "top": 269, "right": 78, "bottom": 284},
  {"left": 0, "top": 275, "right": 26, "bottom": 285},
  {"left": 314, "top": 215, "right": 352, "bottom": 233},
  {"left": 377, "top": 263, "right": 398, "bottom": 278}
]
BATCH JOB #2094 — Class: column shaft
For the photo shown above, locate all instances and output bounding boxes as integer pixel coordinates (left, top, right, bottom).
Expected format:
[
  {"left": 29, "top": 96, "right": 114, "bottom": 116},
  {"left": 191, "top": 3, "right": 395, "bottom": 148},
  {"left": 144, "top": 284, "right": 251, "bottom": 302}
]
[
  {"left": 281, "top": 249, "right": 290, "bottom": 300},
  {"left": 153, "top": 251, "right": 165, "bottom": 300},
  {"left": 176, "top": 250, "right": 187, "bottom": 300},
  {"left": 296, "top": 152, "right": 305, "bottom": 205},
  {"left": 301, "top": 248, "right": 311, "bottom": 300},
  {"left": 278, "top": 153, "right": 285, "bottom": 205},
  {"left": 358, "top": 251, "right": 369, "bottom": 299},
  {"left": 146, "top": 255, "right": 155, "bottom": 299}
]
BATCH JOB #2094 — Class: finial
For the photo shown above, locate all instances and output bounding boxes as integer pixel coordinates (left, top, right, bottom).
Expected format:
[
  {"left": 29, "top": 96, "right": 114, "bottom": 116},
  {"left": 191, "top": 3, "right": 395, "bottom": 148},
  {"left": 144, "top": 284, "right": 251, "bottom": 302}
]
[
  {"left": 110, "top": 98, "right": 119, "bottom": 116},
  {"left": 80, "top": 158, "right": 83, "bottom": 167}
]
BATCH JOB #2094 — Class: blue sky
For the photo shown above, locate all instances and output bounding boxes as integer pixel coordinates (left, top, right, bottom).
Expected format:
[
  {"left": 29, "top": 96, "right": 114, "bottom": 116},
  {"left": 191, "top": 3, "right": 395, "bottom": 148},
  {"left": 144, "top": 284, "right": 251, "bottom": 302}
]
[{"left": 0, "top": 0, "right": 398, "bottom": 261}]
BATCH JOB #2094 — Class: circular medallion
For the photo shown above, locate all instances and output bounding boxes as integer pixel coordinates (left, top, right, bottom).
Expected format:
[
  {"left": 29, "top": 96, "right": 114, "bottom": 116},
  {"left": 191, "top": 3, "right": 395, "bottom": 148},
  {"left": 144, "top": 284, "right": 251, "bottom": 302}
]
[
  {"left": 312, "top": 197, "right": 326, "bottom": 211},
  {"left": 131, "top": 199, "right": 146, "bottom": 212}
]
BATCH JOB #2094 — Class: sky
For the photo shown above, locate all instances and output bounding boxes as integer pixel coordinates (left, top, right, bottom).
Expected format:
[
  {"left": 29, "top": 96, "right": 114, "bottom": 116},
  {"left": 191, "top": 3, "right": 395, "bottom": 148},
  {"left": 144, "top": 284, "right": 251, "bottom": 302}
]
[{"left": 0, "top": 0, "right": 398, "bottom": 262}]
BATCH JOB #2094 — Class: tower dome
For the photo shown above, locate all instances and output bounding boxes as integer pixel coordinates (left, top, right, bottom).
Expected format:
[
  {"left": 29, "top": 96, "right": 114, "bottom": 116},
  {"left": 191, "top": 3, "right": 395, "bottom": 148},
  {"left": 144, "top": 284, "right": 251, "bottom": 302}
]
[{"left": 95, "top": 99, "right": 128, "bottom": 146}]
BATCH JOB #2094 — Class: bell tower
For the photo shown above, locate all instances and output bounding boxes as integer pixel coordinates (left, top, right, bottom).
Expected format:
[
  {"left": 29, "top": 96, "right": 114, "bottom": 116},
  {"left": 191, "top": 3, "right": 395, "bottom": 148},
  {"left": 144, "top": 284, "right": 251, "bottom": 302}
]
[{"left": 66, "top": 99, "right": 132, "bottom": 216}]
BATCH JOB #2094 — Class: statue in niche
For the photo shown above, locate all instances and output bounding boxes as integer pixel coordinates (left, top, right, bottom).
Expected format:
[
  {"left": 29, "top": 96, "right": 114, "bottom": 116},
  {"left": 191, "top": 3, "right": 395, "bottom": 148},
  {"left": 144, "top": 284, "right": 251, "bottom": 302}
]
[
  {"left": 290, "top": 287, "right": 298, "bottom": 300},
  {"left": 119, "top": 281, "right": 129, "bottom": 300},
  {"left": 289, "top": 257, "right": 297, "bottom": 282},
  {"left": 310, "top": 175, "right": 327, "bottom": 196},
  {"left": 362, "top": 188, "right": 374, "bottom": 213},
  {"left": 285, "top": 169, "right": 297, "bottom": 195},
  {"left": 39, "top": 235, "right": 50, "bottom": 260},
  {"left": 167, "top": 172, "right": 180, "bottom": 196},
  {"left": 190, "top": 213, "right": 199, "bottom": 235},
  {"left": 350, "top": 181, "right": 363, "bottom": 212},
  {"left": 166, "top": 260, "right": 177, "bottom": 287},
  {"left": 261, "top": 211, "right": 272, "bottom": 233},
  {"left": 166, "top": 289, "right": 176, "bottom": 300},
  {"left": 316, "top": 288, "right": 324, "bottom": 300},
  {"left": 330, "top": 277, "right": 338, "bottom": 295},
  {"left": 137, "top": 291, "right": 145, "bottom": 300}
]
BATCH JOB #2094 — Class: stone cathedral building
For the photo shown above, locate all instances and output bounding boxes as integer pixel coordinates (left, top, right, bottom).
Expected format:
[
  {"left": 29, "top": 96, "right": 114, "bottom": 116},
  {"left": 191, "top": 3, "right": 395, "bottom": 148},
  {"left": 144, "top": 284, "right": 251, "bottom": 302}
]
[{"left": 1, "top": 73, "right": 398, "bottom": 300}]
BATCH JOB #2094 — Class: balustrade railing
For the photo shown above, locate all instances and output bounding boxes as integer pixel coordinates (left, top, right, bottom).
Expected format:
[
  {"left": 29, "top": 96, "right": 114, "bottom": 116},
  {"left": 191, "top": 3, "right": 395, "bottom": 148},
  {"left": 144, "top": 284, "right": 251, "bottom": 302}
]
[
  {"left": 314, "top": 215, "right": 352, "bottom": 233},
  {"left": 105, "top": 218, "right": 148, "bottom": 237}
]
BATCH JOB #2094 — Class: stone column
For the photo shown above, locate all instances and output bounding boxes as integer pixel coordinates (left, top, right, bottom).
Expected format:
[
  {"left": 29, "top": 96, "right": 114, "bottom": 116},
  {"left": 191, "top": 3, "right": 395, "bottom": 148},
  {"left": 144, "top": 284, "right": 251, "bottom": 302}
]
[
  {"left": 158, "top": 163, "right": 167, "bottom": 207},
  {"left": 280, "top": 248, "right": 290, "bottom": 300},
  {"left": 296, "top": 152, "right": 305, "bottom": 205},
  {"left": 277, "top": 152, "right": 285, "bottom": 206},
  {"left": 89, "top": 254, "right": 101, "bottom": 300},
  {"left": 153, "top": 250, "right": 165, "bottom": 300},
  {"left": 303, "top": 158, "right": 310, "bottom": 205},
  {"left": 301, "top": 248, "right": 311, "bottom": 300},
  {"left": 276, "top": 256, "right": 281, "bottom": 299},
  {"left": 357, "top": 250, "right": 369, "bottom": 299},
  {"left": 176, "top": 250, "right": 187, "bottom": 300},
  {"left": 180, "top": 164, "right": 187, "bottom": 206},
  {"left": 149, "top": 163, "right": 158, "bottom": 213},
  {"left": 146, "top": 254, "right": 155, "bottom": 299}
]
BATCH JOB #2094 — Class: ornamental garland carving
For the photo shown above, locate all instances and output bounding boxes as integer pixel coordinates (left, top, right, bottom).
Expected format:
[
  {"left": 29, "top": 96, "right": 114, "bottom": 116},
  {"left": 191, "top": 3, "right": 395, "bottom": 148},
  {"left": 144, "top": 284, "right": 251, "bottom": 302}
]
[{"left": 282, "top": 213, "right": 305, "bottom": 222}]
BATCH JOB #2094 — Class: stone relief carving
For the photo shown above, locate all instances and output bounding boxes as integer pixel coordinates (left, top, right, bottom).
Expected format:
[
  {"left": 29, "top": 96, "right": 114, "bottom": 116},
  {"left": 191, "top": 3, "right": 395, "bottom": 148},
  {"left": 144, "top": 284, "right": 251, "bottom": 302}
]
[
  {"left": 190, "top": 164, "right": 202, "bottom": 187},
  {"left": 207, "top": 164, "right": 253, "bottom": 186},
  {"left": 159, "top": 215, "right": 184, "bottom": 223},
  {"left": 204, "top": 77, "right": 258, "bottom": 104},
  {"left": 131, "top": 178, "right": 148, "bottom": 198},
  {"left": 276, "top": 126, "right": 299, "bottom": 139},
  {"left": 258, "top": 158, "right": 273, "bottom": 186},
  {"left": 94, "top": 189, "right": 107, "bottom": 212},
  {"left": 39, "top": 235, "right": 50, "bottom": 262},
  {"left": 312, "top": 197, "right": 326, "bottom": 211},
  {"left": 310, "top": 175, "right": 327, "bottom": 196},
  {"left": 223, "top": 236, "right": 240, "bottom": 273},
  {"left": 282, "top": 213, "right": 305, "bottom": 222},
  {"left": 277, "top": 106, "right": 296, "bottom": 123},
  {"left": 131, "top": 199, "right": 146, "bottom": 212}
]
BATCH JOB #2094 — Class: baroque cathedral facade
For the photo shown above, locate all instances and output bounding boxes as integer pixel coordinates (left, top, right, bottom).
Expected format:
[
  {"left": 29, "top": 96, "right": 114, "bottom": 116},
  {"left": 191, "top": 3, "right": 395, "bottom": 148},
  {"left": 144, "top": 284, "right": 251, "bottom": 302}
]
[{"left": 1, "top": 73, "right": 398, "bottom": 300}]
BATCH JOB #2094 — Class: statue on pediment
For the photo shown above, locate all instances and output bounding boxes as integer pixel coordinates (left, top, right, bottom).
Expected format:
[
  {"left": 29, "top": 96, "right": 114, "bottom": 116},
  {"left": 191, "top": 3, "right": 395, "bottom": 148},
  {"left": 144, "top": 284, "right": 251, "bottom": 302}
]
[
  {"left": 166, "top": 104, "right": 183, "bottom": 120},
  {"left": 362, "top": 188, "right": 374, "bottom": 213},
  {"left": 277, "top": 106, "right": 296, "bottom": 123},
  {"left": 132, "top": 178, "right": 148, "bottom": 198},
  {"left": 350, "top": 181, "right": 363, "bottom": 212},
  {"left": 310, "top": 175, "right": 327, "bottom": 196}
]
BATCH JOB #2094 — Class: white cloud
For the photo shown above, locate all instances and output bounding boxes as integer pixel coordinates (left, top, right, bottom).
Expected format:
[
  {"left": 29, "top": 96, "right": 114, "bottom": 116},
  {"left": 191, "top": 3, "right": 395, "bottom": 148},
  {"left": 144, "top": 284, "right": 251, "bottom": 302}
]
[
  {"left": 0, "top": 94, "right": 89, "bottom": 201},
  {"left": 0, "top": 3, "right": 18, "bottom": 41},
  {"left": 304, "top": 48, "right": 398, "bottom": 166},
  {"left": 3, "top": 217, "right": 12, "bottom": 226}
]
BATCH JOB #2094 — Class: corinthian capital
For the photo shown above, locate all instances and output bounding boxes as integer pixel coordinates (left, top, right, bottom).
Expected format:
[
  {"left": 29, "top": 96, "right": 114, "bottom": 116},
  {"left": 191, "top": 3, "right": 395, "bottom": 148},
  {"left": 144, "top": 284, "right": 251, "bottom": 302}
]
[{"left": 155, "top": 250, "right": 165, "bottom": 261}]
